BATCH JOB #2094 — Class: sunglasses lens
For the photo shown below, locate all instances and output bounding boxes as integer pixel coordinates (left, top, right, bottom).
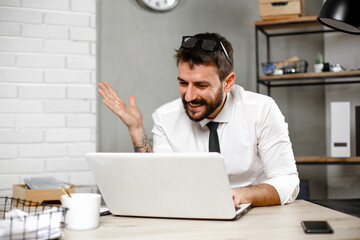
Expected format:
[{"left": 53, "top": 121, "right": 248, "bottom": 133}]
[
  {"left": 182, "top": 37, "right": 198, "bottom": 48},
  {"left": 201, "top": 40, "right": 217, "bottom": 51}
]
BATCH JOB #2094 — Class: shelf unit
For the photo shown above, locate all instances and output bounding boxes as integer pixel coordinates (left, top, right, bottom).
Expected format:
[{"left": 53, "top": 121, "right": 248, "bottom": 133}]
[
  {"left": 255, "top": 16, "right": 360, "bottom": 164},
  {"left": 255, "top": 16, "right": 360, "bottom": 96}
]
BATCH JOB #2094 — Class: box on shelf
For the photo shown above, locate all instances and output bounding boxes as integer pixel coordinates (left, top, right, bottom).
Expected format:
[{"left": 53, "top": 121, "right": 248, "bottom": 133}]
[
  {"left": 259, "top": 0, "right": 304, "bottom": 21},
  {"left": 13, "top": 184, "right": 75, "bottom": 206}
]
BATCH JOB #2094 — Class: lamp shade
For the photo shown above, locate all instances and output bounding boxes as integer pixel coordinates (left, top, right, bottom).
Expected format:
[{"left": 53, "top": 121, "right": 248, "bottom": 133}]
[{"left": 318, "top": 0, "right": 360, "bottom": 34}]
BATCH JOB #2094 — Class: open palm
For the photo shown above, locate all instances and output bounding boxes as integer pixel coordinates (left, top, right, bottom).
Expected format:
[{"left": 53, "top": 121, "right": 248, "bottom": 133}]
[{"left": 98, "top": 81, "right": 143, "bottom": 131}]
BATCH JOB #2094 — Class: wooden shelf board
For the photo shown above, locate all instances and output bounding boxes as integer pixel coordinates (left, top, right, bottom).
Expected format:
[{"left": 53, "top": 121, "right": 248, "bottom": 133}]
[
  {"left": 255, "top": 16, "right": 320, "bottom": 28},
  {"left": 295, "top": 156, "right": 360, "bottom": 163},
  {"left": 259, "top": 70, "right": 360, "bottom": 81}
]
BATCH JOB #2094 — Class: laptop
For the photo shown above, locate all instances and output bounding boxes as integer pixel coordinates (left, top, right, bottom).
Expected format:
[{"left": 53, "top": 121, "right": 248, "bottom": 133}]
[{"left": 86, "top": 152, "right": 251, "bottom": 220}]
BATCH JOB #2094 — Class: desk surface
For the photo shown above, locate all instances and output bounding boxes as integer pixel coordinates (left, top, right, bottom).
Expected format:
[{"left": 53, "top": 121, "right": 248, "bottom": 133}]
[{"left": 64, "top": 200, "right": 360, "bottom": 239}]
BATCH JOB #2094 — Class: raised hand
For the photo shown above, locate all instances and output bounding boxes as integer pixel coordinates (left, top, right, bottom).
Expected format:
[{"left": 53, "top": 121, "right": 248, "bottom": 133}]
[
  {"left": 97, "top": 81, "right": 152, "bottom": 153},
  {"left": 97, "top": 81, "right": 143, "bottom": 131}
]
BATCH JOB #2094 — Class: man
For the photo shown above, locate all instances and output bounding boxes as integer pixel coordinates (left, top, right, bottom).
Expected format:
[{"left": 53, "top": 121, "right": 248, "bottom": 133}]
[{"left": 98, "top": 32, "right": 299, "bottom": 207}]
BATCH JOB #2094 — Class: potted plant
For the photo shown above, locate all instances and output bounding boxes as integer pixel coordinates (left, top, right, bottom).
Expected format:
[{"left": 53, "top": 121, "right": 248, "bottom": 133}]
[{"left": 314, "top": 53, "right": 323, "bottom": 73}]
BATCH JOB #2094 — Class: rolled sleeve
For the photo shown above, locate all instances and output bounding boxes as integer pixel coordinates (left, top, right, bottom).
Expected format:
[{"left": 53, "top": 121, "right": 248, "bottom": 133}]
[
  {"left": 263, "top": 168, "right": 300, "bottom": 205},
  {"left": 257, "top": 98, "right": 300, "bottom": 204}
]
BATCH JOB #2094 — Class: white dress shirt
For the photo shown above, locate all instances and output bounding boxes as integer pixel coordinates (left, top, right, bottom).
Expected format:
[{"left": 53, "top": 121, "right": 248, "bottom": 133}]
[{"left": 151, "top": 84, "right": 299, "bottom": 205}]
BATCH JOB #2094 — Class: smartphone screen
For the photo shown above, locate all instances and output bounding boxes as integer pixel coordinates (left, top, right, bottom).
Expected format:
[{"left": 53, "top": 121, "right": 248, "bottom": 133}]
[{"left": 301, "top": 221, "right": 334, "bottom": 233}]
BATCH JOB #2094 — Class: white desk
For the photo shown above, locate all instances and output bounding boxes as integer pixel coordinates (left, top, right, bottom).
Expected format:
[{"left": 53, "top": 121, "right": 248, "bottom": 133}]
[{"left": 64, "top": 200, "right": 360, "bottom": 239}]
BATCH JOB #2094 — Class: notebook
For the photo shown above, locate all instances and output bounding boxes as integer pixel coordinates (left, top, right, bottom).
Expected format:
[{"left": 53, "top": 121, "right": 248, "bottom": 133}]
[{"left": 86, "top": 152, "right": 251, "bottom": 220}]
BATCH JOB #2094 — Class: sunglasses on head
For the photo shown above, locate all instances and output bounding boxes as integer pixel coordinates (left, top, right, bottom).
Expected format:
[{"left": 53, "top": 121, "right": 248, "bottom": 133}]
[{"left": 181, "top": 36, "right": 232, "bottom": 65}]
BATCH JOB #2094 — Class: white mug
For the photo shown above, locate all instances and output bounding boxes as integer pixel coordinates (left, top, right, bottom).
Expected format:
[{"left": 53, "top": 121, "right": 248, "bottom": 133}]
[{"left": 61, "top": 193, "right": 101, "bottom": 230}]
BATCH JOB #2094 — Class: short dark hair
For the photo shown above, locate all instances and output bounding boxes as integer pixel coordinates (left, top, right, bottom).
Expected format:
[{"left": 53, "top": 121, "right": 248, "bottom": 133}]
[{"left": 175, "top": 32, "right": 234, "bottom": 81}]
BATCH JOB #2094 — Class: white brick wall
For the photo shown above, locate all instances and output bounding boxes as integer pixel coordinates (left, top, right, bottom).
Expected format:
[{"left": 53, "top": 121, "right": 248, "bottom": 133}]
[
  {"left": 0, "top": 0, "right": 98, "bottom": 198},
  {"left": 0, "top": 68, "right": 43, "bottom": 82}
]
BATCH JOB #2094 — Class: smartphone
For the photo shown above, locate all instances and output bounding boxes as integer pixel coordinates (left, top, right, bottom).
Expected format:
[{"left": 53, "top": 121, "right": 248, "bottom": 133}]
[{"left": 301, "top": 221, "right": 334, "bottom": 234}]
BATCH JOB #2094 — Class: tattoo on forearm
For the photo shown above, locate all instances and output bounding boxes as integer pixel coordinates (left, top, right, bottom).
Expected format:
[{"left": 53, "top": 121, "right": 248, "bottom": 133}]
[{"left": 133, "top": 135, "right": 152, "bottom": 153}]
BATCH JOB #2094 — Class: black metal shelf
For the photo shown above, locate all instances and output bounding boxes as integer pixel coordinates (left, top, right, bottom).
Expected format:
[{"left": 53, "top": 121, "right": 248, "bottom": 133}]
[
  {"left": 254, "top": 16, "right": 360, "bottom": 95},
  {"left": 259, "top": 70, "right": 360, "bottom": 88}
]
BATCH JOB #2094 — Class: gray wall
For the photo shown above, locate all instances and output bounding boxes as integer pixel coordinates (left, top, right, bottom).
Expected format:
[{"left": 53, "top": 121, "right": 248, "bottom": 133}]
[
  {"left": 98, "top": 0, "right": 265, "bottom": 152},
  {"left": 98, "top": 0, "right": 336, "bottom": 199}
]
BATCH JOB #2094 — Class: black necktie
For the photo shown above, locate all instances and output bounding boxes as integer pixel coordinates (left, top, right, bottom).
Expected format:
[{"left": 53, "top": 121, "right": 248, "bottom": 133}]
[{"left": 207, "top": 122, "right": 220, "bottom": 153}]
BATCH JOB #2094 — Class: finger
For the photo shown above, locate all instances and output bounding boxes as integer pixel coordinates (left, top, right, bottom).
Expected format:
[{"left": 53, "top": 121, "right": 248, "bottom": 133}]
[
  {"left": 98, "top": 82, "right": 112, "bottom": 100},
  {"left": 233, "top": 194, "right": 241, "bottom": 207},
  {"left": 98, "top": 88, "right": 116, "bottom": 106},
  {"left": 128, "top": 95, "right": 136, "bottom": 106},
  {"left": 98, "top": 81, "right": 114, "bottom": 99},
  {"left": 103, "top": 82, "right": 125, "bottom": 105},
  {"left": 97, "top": 82, "right": 108, "bottom": 94},
  {"left": 104, "top": 81, "right": 121, "bottom": 99},
  {"left": 102, "top": 81, "right": 118, "bottom": 100},
  {"left": 231, "top": 190, "right": 241, "bottom": 207},
  {"left": 98, "top": 82, "right": 125, "bottom": 106},
  {"left": 99, "top": 88, "right": 122, "bottom": 111},
  {"left": 101, "top": 81, "right": 113, "bottom": 94},
  {"left": 98, "top": 88, "right": 107, "bottom": 100},
  {"left": 102, "top": 99, "right": 114, "bottom": 111}
]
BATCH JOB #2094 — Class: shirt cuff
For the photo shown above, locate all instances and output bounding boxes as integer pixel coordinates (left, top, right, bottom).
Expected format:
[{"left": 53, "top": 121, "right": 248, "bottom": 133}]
[{"left": 263, "top": 174, "right": 300, "bottom": 205}]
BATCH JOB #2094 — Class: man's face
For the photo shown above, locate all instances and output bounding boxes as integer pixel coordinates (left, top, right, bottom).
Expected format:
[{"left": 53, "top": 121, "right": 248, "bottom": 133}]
[{"left": 177, "top": 62, "right": 226, "bottom": 122}]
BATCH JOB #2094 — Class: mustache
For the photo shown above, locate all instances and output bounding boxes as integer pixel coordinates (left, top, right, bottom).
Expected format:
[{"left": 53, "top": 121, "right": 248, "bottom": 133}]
[
  {"left": 182, "top": 96, "right": 206, "bottom": 105},
  {"left": 188, "top": 99, "right": 206, "bottom": 105}
]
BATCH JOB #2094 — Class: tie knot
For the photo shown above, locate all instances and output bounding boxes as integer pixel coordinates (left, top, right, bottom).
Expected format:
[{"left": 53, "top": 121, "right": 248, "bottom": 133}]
[{"left": 206, "top": 122, "right": 219, "bottom": 132}]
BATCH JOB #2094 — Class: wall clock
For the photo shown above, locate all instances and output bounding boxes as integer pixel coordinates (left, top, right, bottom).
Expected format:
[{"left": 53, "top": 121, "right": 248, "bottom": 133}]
[{"left": 137, "top": 0, "right": 180, "bottom": 12}]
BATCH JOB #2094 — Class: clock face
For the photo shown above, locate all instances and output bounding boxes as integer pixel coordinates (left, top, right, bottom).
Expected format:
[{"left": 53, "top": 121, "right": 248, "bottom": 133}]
[{"left": 138, "top": 0, "right": 180, "bottom": 12}]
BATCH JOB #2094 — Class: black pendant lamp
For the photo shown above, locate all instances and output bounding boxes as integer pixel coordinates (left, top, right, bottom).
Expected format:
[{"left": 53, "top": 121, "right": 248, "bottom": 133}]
[{"left": 318, "top": 0, "right": 360, "bottom": 35}]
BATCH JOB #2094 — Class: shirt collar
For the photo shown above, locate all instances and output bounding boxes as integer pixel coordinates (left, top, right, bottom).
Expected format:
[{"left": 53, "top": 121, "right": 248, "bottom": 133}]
[{"left": 199, "top": 91, "right": 234, "bottom": 128}]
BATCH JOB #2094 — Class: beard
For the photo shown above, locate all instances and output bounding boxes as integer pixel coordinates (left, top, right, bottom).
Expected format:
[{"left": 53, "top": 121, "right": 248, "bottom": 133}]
[{"left": 181, "top": 88, "right": 224, "bottom": 122}]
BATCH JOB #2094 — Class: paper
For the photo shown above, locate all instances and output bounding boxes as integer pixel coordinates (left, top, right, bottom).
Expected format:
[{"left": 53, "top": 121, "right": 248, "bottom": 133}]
[
  {"left": 24, "top": 177, "right": 71, "bottom": 190},
  {"left": 0, "top": 207, "right": 64, "bottom": 240}
]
